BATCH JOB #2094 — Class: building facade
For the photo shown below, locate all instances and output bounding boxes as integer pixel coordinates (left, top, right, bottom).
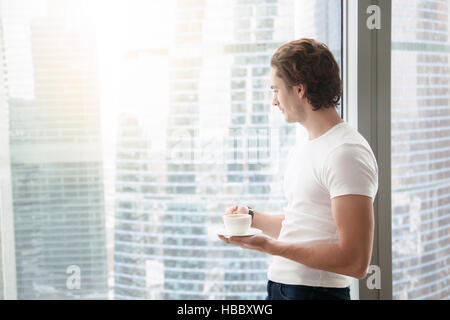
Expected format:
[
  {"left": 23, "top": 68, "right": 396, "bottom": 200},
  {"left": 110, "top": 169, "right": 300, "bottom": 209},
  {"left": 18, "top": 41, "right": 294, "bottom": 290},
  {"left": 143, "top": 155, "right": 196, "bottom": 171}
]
[{"left": 2, "top": 0, "right": 108, "bottom": 299}]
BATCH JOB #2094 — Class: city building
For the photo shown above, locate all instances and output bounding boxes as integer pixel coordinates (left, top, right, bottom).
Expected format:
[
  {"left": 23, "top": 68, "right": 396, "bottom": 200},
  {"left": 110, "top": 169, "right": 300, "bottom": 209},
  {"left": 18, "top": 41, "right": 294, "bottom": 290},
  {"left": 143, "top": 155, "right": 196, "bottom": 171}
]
[
  {"left": 391, "top": 0, "right": 450, "bottom": 300},
  {"left": 2, "top": 0, "right": 108, "bottom": 299}
]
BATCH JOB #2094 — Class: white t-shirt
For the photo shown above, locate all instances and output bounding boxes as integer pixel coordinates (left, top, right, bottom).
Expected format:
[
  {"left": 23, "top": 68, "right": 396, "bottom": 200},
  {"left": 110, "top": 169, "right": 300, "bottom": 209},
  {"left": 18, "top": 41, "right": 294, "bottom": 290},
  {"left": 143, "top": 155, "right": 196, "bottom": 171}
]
[{"left": 267, "top": 121, "right": 378, "bottom": 288}]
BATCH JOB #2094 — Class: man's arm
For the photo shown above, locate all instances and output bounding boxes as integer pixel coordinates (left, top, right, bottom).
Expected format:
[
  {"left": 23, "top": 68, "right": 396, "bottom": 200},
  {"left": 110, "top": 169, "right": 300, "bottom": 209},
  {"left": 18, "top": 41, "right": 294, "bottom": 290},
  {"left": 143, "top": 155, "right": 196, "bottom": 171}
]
[
  {"left": 222, "top": 194, "right": 374, "bottom": 279},
  {"left": 251, "top": 209, "right": 284, "bottom": 239},
  {"left": 266, "top": 194, "right": 374, "bottom": 279}
]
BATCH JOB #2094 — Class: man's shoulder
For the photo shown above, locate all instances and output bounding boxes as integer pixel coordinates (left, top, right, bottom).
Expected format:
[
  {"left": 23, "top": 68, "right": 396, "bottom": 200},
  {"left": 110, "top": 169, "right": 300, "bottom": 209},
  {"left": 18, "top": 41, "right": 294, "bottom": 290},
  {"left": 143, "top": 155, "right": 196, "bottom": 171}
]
[
  {"left": 324, "top": 141, "right": 379, "bottom": 179},
  {"left": 327, "top": 142, "right": 375, "bottom": 163},
  {"left": 329, "top": 123, "right": 373, "bottom": 153}
]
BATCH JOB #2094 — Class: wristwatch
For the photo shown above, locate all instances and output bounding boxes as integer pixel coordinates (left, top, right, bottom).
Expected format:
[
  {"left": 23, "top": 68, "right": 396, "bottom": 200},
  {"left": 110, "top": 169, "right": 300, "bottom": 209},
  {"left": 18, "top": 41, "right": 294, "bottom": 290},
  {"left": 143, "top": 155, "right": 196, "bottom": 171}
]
[{"left": 247, "top": 206, "right": 254, "bottom": 220}]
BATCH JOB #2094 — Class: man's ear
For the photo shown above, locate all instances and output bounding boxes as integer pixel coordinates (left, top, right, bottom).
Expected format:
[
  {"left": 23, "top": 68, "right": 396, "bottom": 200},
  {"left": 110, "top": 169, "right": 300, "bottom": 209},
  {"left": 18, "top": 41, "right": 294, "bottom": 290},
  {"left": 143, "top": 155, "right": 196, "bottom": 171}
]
[{"left": 296, "top": 84, "right": 306, "bottom": 99}]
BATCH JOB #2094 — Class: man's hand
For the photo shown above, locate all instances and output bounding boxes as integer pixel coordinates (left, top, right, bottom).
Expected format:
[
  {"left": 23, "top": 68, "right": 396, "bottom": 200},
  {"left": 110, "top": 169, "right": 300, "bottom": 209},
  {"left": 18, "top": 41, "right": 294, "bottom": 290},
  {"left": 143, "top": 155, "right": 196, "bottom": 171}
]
[
  {"left": 217, "top": 234, "right": 272, "bottom": 253},
  {"left": 218, "top": 194, "right": 374, "bottom": 279},
  {"left": 223, "top": 205, "right": 249, "bottom": 216}
]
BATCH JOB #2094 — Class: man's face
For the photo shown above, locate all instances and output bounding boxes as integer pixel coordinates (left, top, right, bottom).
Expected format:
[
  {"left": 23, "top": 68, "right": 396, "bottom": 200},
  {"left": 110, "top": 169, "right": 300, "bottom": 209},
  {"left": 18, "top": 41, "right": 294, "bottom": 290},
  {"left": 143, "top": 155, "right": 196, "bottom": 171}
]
[{"left": 269, "top": 67, "right": 304, "bottom": 123}]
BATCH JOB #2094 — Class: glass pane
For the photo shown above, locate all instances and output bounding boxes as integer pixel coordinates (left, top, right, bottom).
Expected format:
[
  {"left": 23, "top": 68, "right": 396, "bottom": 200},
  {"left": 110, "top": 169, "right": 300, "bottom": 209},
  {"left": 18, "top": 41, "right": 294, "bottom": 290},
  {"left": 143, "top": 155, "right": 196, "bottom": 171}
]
[
  {"left": 0, "top": 0, "right": 341, "bottom": 299},
  {"left": 0, "top": 1, "right": 108, "bottom": 299},
  {"left": 392, "top": 0, "right": 450, "bottom": 300},
  {"left": 1, "top": 0, "right": 108, "bottom": 299}
]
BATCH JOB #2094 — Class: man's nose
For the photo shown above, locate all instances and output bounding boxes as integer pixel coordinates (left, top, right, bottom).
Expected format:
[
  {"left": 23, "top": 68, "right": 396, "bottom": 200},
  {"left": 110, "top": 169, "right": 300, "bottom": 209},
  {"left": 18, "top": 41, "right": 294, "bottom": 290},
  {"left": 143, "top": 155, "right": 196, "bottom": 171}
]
[{"left": 272, "top": 96, "right": 279, "bottom": 107}]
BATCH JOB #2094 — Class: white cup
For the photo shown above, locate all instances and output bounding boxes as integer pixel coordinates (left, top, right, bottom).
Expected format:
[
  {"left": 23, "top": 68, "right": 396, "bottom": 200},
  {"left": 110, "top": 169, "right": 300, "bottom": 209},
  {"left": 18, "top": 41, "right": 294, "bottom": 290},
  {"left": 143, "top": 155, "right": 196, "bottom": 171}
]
[{"left": 223, "top": 214, "right": 251, "bottom": 235}]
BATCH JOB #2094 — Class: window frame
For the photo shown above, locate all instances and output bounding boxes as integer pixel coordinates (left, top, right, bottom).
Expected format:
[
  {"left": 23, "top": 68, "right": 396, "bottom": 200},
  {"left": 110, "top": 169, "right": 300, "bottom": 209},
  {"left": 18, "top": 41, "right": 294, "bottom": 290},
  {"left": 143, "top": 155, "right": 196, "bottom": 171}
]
[
  {"left": 0, "top": 0, "right": 395, "bottom": 301},
  {"left": 0, "top": 22, "right": 17, "bottom": 298},
  {"left": 343, "top": 0, "right": 393, "bottom": 300}
]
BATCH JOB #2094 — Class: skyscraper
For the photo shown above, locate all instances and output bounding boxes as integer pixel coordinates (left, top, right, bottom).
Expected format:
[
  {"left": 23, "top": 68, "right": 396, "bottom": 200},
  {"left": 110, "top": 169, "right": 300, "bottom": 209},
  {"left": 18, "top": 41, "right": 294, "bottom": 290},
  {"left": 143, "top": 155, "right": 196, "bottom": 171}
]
[
  {"left": 391, "top": 0, "right": 450, "bottom": 300},
  {"left": 114, "top": 0, "right": 299, "bottom": 300},
  {"left": 113, "top": 49, "right": 170, "bottom": 299},
  {"left": 3, "top": 0, "right": 108, "bottom": 299}
]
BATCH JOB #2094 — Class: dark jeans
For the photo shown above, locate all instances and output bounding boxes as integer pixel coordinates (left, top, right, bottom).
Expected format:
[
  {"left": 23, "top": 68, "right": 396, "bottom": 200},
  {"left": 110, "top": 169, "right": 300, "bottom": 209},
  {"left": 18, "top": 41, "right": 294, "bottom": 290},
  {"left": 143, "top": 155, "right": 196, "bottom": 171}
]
[{"left": 266, "top": 280, "right": 350, "bottom": 300}]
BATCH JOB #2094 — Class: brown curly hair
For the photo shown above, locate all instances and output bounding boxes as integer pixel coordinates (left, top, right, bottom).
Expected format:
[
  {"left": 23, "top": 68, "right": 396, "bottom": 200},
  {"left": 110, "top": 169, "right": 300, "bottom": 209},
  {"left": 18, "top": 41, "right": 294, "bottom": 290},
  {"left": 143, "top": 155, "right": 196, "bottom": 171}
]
[{"left": 270, "top": 38, "right": 342, "bottom": 111}]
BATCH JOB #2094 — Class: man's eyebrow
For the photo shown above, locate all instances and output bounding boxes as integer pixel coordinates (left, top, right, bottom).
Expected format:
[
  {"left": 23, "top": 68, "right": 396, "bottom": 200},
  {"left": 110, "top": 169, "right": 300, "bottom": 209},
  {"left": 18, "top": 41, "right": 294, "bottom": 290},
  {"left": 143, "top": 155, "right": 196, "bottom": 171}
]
[{"left": 270, "top": 85, "right": 278, "bottom": 90}]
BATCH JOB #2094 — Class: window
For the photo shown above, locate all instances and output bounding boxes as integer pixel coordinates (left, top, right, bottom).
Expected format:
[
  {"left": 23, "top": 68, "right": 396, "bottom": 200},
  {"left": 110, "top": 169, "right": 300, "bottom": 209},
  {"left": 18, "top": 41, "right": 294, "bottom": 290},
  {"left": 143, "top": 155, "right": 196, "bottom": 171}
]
[
  {"left": 391, "top": 0, "right": 450, "bottom": 300},
  {"left": 0, "top": 0, "right": 342, "bottom": 299}
]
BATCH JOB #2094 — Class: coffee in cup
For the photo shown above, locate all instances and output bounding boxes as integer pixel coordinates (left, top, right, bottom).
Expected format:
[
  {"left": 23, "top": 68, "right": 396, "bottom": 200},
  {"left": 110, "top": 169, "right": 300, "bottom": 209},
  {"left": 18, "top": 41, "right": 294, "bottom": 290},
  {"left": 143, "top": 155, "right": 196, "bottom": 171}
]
[{"left": 223, "top": 213, "right": 251, "bottom": 235}]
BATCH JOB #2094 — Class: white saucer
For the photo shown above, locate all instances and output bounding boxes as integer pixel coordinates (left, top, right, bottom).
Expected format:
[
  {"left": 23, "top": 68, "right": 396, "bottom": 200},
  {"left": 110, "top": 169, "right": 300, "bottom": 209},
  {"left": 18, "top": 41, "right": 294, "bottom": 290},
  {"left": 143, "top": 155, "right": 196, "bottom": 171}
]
[{"left": 217, "top": 227, "right": 262, "bottom": 238}]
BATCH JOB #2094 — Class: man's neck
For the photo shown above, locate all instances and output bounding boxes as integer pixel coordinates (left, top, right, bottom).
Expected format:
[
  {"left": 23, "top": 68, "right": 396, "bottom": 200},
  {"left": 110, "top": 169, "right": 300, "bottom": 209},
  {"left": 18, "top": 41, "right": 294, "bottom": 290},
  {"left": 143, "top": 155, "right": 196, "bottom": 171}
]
[{"left": 303, "top": 107, "right": 343, "bottom": 140}]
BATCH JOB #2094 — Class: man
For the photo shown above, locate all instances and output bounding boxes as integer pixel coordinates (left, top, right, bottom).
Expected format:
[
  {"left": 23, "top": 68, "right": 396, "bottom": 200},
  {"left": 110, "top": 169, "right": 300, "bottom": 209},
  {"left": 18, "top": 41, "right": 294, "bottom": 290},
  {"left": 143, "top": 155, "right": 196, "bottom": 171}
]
[{"left": 218, "top": 38, "right": 378, "bottom": 300}]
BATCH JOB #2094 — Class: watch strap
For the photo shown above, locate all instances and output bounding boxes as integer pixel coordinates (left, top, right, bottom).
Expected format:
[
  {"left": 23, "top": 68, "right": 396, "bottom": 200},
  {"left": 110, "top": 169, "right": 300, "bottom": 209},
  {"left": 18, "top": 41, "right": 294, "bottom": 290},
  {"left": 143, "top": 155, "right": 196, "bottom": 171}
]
[{"left": 247, "top": 206, "right": 254, "bottom": 220}]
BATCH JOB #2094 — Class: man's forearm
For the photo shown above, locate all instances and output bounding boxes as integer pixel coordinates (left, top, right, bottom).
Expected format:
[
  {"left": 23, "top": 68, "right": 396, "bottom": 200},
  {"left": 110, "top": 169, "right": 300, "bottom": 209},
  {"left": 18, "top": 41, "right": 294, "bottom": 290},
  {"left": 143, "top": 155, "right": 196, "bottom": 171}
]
[
  {"left": 251, "top": 210, "right": 284, "bottom": 239},
  {"left": 266, "top": 239, "right": 367, "bottom": 279}
]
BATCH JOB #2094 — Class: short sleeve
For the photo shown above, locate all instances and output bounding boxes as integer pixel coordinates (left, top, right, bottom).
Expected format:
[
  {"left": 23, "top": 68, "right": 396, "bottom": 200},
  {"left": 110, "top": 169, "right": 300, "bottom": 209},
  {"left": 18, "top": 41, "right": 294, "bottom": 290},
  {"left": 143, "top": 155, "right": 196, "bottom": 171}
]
[{"left": 323, "top": 143, "right": 378, "bottom": 200}]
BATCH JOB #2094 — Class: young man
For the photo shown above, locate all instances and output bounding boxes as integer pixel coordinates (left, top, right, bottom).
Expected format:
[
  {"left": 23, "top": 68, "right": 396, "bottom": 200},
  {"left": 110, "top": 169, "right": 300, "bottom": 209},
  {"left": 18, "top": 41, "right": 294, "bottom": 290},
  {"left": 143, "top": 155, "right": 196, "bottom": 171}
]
[{"left": 218, "top": 38, "right": 378, "bottom": 300}]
